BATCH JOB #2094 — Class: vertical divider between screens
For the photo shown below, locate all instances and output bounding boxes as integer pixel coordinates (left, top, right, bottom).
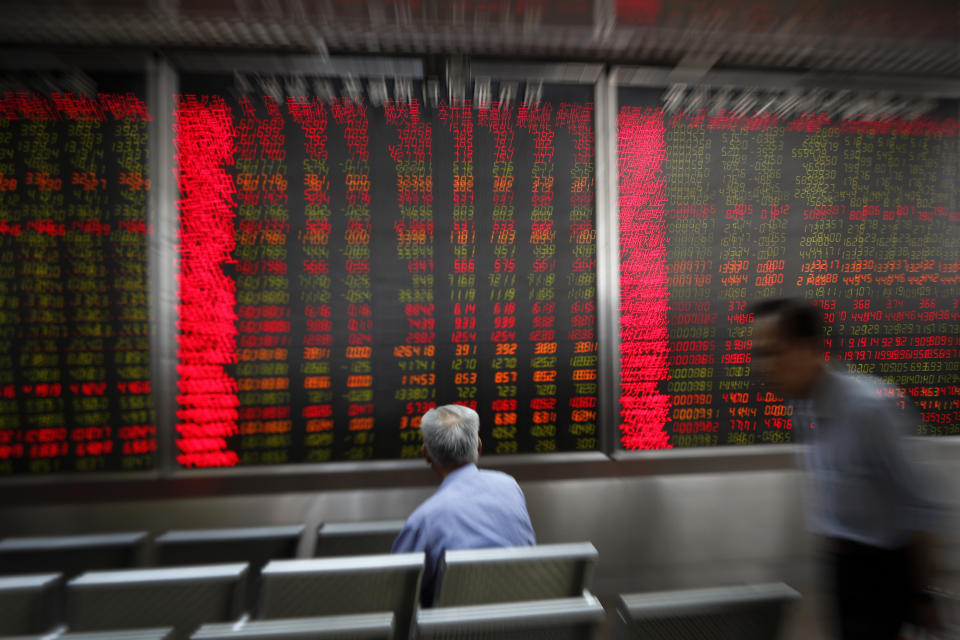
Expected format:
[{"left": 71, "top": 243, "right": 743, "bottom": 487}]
[
  {"left": 595, "top": 69, "right": 620, "bottom": 456},
  {"left": 592, "top": 0, "right": 615, "bottom": 40},
  {"left": 147, "top": 56, "right": 179, "bottom": 476}
]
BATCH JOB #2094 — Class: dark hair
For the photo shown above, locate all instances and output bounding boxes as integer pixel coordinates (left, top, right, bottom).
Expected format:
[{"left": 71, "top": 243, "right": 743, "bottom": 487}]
[{"left": 750, "top": 297, "right": 824, "bottom": 346}]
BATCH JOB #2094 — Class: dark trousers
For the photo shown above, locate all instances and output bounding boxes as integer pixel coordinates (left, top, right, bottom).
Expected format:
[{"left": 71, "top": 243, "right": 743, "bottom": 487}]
[{"left": 828, "top": 539, "right": 912, "bottom": 640}]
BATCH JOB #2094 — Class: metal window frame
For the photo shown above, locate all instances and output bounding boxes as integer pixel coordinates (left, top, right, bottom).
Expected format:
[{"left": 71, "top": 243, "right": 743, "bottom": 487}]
[
  {"left": 163, "top": 56, "right": 612, "bottom": 480},
  {"left": 0, "top": 48, "right": 163, "bottom": 485},
  {"left": 610, "top": 64, "right": 960, "bottom": 461},
  {"left": 613, "top": 64, "right": 960, "bottom": 96},
  {"left": 0, "top": 53, "right": 882, "bottom": 498}
]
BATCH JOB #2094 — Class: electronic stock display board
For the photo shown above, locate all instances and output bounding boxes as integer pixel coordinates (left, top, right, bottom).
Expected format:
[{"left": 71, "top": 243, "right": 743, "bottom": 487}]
[
  {"left": 0, "top": 73, "right": 155, "bottom": 475},
  {"left": 617, "top": 86, "right": 960, "bottom": 450},
  {"left": 174, "top": 76, "right": 599, "bottom": 467},
  {"left": 4, "top": 63, "right": 958, "bottom": 476}
]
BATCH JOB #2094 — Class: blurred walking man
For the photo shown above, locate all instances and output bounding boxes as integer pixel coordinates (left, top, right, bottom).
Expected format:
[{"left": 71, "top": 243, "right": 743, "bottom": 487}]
[{"left": 751, "top": 298, "right": 942, "bottom": 639}]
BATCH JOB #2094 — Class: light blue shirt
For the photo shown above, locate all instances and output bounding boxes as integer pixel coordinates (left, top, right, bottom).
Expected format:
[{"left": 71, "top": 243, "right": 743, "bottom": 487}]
[
  {"left": 392, "top": 463, "right": 536, "bottom": 605},
  {"left": 794, "top": 368, "right": 942, "bottom": 548}
]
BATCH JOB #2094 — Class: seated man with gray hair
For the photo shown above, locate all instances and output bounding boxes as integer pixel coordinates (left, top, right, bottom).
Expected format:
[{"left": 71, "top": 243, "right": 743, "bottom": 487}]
[{"left": 392, "top": 404, "right": 536, "bottom": 606}]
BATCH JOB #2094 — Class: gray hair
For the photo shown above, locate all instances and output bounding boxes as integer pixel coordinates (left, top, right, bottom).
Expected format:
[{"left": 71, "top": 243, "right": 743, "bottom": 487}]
[{"left": 420, "top": 404, "right": 480, "bottom": 467}]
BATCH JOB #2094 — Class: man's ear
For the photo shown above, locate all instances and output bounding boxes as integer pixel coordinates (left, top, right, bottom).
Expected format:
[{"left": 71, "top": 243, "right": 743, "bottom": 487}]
[
  {"left": 421, "top": 444, "right": 432, "bottom": 465},
  {"left": 477, "top": 438, "right": 483, "bottom": 457}
]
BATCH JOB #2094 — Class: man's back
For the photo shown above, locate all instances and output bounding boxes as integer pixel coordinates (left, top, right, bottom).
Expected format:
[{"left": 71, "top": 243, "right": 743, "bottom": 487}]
[
  {"left": 798, "top": 368, "right": 939, "bottom": 548},
  {"left": 392, "top": 463, "right": 536, "bottom": 605}
]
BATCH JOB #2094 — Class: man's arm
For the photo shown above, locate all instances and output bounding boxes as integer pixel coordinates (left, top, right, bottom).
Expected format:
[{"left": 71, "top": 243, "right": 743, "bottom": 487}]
[
  {"left": 391, "top": 513, "right": 439, "bottom": 607},
  {"left": 865, "top": 399, "right": 943, "bottom": 540},
  {"left": 391, "top": 515, "right": 424, "bottom": 553},
  {"left": 864, "top": 400, "right": 944, "bottom": 626},
  {"left": 512, "top": 481, "right": 537, "bottom": 545}
]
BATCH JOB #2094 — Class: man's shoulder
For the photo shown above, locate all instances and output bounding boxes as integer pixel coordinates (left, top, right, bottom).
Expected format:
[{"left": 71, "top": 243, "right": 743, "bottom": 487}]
[
  {"left": 830, "top": 369, "right": 895, "bottom": 406},
  {"left": 409, "top": 487, "right": 449, "bottom": 518},
  {"left": 475, "top": 467, "right": 523, "bottom": 488},
  {"left": 828, "top": 369, "right": 907, "bottom": 430}
]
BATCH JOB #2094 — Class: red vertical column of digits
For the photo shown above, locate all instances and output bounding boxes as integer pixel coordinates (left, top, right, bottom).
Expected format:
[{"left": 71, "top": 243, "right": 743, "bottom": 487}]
[
  {"left": 519, "top": 102, "right": 559, "bottom": 452},
  {"left": 387, "top": 98, "right": 437, "bottom": 456},
  {"left": 330, "top": 100, "right": 374, "bottom": 457},
  {"left": 0, "top": 93, "right": 23, "bottom": 472},
  {"left": 288, "top": 97, "right": 335, "bottom": 462},
  {"left": 441, "top": 102, "right": 477, "bottom": 414},
  {"left": 101, "top": 94, "right": 156, "bottom": 468},
  {"left": 618, "top": 107, "right": 671, "bottom": 450},
  {"left": 558, "top": 103, "right": 599, "bottom": 450},
  {"left": 8, "top": 95, "right": 69, "bottom": 472},
  {"left": 174, "top": 95, "right": 240, "bottom": 468},
  {"left": 479, "top": 103, "right": 519, "bottom": 454},
  {"left": 233, "top": 97, "right": 291, "bottom": 465}
]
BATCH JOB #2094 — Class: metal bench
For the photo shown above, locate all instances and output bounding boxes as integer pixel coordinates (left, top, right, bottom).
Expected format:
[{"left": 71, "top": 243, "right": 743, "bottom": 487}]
[
  {"left": 192, "top": 612, "right": 395, "bottom": 639},
  {"left": 258, "top": 553, "right": 423, "bottom": 640},
  {"left": 0, "top": 573, "right": 62, "bottom": 635},
  {"left": 67, "top": 563, "right": 248, "bottom": 640},
  {"left": 434, "top": 542, "right": 598, "bottom": 607},
  {"left": 314, "top": 521, "right": 404, "bottom": 558},
  {"left": 0, "top": 533, "right": 148, "bottom": 578},
  {"left": 417, "top": 593, "right": 605, "bottom": 640},
  {"left": 613, "top": 582, "right": 802, "bottom": 639},
  {"left": 155, "top": 526, "right": 303, "bottom": 569}
]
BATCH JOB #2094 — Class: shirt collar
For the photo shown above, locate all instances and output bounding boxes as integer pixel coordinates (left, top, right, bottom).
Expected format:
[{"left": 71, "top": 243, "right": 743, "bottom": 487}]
[{"left": 440, "top": 462, "right": 478, "bottom": 488}]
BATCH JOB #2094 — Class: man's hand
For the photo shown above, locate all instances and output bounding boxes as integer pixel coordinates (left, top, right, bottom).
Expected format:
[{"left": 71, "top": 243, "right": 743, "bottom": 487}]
[{"left": 909, "top": 531, "right": 942, "bottom": 632}]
